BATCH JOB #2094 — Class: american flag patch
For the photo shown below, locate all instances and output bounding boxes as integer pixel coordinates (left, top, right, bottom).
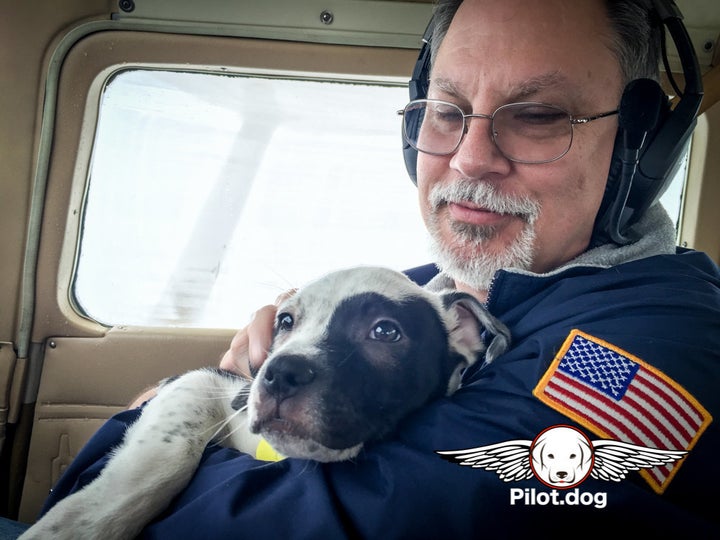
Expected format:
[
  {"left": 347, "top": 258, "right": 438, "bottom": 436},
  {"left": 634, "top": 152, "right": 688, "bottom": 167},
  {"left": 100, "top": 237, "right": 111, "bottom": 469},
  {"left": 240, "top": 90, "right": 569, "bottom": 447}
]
[{"left": 533, "top": 329, "right": 712, "bottom": 494}]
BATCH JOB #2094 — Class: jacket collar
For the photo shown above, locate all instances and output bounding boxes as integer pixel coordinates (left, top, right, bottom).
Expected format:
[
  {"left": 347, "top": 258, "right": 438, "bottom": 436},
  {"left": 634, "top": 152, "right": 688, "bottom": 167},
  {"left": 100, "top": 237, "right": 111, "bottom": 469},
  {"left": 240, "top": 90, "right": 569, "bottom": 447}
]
[{"left": 424, "top": 203, "right": 677, "bottom": 295}]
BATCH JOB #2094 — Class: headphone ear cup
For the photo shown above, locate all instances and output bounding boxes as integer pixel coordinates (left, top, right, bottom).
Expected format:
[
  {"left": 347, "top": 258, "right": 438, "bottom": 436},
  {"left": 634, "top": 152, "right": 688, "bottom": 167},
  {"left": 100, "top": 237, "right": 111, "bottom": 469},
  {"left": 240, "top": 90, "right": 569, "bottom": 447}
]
[
  {"left": 592, "top": 1, "right": 703, "bottom": 245},
  {"left": 592, "top": 78, "right": 669, "bottom": 245},
  {"left": 625, "top": 95, "right": 673, "bottom": 209}
]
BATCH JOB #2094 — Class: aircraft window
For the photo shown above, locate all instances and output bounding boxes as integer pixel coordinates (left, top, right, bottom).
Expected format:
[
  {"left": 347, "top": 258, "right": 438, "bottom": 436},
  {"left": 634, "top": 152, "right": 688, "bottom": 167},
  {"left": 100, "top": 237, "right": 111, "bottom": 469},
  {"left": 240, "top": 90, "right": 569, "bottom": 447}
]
[{"left": 73, "top": 69, "right": 428, "bottom": 328}]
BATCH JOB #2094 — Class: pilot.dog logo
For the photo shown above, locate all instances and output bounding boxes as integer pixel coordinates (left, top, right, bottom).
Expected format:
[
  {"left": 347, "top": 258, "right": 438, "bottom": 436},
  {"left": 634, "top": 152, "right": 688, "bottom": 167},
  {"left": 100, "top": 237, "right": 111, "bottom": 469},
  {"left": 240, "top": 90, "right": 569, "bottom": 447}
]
[{"left": 436, "top": 424, "right": 687, "bottom": 490}]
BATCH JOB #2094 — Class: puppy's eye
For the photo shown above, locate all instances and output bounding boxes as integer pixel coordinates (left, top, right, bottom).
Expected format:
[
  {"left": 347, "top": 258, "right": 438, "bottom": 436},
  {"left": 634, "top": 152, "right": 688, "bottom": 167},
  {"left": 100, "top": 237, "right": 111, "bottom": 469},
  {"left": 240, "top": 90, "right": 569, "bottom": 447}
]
[
  {"left": 369, "top": 320, "right": 402, "bottom": 342},
  {"left": 277, "top": 313, "right": 294, "bottom": 331}
]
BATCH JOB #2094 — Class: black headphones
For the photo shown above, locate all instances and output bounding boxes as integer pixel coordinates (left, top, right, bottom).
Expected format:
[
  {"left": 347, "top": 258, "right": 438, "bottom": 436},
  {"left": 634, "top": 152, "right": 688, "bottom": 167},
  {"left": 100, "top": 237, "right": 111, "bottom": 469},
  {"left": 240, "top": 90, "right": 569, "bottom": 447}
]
[{"left": 402, "top": 0, "right": 703, "bottom": 245}]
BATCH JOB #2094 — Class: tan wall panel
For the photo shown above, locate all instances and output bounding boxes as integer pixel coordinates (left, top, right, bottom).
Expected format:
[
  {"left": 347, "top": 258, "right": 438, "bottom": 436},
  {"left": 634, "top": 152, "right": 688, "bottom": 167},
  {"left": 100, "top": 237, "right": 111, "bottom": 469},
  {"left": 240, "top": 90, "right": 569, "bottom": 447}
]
[
  {"left": 37, "top": 328, "right": 235, "bottom": 406},
  {"left": 20, "top": 416, "right": 113, "bottom": 523},
  {"left": 20, "top": 327, "right": 235, "bottom": 521}
]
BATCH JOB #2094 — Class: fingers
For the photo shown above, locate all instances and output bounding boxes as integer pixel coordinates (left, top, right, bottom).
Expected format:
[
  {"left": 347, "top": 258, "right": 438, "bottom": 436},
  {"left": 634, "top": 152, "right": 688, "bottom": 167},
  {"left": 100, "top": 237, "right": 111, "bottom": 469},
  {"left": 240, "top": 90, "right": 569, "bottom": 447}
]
[
  {"left": 246, "top": 304, "right": 277, "bottom": 376},
  {"left": 219, "top": 288, "right": 298, "bottom": 378},
  {"left": 274, "top": 289, "right": 298, "bottom": 305},
  {"left": 127, "top": 386, "right": 158, "bottom": 409},
  {"left": 219, "top": 322, "right": 254, "bottom": 378}
]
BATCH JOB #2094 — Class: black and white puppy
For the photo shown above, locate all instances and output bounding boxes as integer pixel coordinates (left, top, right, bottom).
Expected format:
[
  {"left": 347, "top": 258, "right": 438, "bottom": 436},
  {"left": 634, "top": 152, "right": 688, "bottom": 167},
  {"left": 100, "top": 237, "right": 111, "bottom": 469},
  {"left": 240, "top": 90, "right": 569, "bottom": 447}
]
[{"left": 22, "top": 266, "right": 509, "bottom": 540}]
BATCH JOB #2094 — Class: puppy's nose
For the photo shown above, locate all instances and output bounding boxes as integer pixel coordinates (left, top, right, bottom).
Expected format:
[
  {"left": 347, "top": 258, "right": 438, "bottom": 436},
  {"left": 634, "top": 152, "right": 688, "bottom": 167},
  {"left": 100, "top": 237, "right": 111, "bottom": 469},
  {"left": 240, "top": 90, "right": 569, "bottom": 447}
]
[
  {"left": 262, "top": 355, "right": 316, "bottom": 400},
  {"left": 556, "top": 471, "right": 567, "bottom": 479}
]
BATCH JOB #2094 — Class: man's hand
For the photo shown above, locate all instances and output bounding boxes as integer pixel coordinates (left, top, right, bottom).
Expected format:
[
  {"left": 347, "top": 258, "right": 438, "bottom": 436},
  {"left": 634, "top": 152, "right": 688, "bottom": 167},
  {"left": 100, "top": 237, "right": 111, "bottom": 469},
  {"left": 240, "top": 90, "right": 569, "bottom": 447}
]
[
  {"left": 219, "top": 304, "right": 276, "bottom": 378},
  {"left": 219, "top": 289, "right": 297, "bottom": 377}
]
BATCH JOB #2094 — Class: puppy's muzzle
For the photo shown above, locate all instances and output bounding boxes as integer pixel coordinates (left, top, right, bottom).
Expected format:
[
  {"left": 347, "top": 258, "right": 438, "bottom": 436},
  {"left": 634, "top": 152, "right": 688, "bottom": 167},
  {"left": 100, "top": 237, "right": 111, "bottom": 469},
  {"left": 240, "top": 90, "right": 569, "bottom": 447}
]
[{"left": 262, "top": 354, "right": 317, "bottom": 400}]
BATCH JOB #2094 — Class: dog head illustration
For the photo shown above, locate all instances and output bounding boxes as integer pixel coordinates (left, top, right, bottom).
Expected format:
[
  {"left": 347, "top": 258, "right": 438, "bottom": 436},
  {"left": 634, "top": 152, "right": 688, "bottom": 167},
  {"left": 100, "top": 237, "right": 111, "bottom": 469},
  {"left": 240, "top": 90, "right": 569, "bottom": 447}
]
[{"left": 530, "top": 425, "right": 594, "bottom": 488}]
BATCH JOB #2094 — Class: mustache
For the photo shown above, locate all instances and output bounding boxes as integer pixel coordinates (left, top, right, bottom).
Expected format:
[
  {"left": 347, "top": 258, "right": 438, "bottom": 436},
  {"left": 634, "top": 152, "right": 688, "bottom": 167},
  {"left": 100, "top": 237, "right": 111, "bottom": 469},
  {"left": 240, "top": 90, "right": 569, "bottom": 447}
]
[{"left": 429, "top": 180, "right": 540, "bottom": 223}]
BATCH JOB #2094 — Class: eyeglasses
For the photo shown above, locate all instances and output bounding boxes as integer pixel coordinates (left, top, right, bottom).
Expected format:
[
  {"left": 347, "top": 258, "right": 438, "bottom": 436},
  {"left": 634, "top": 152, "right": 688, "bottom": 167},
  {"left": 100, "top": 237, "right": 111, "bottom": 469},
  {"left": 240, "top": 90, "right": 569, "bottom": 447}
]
[{"left": 398, "top": 99, "right": 619, "bottom": 164}]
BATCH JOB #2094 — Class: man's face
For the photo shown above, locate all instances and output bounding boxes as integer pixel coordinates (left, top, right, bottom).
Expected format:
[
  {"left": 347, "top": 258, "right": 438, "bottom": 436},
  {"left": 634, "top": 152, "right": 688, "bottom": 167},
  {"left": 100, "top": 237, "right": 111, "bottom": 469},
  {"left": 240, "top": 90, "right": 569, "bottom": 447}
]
[{"left": 417, "top": 0, "right": 623, "bottom": 295}]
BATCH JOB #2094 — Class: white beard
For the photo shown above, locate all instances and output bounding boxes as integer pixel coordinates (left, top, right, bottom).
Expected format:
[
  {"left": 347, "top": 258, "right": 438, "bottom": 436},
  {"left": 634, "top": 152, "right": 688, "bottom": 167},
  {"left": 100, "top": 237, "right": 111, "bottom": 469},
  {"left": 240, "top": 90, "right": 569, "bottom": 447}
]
[{"left": 426, "top": 179, "right": 541, "bottom": 293}]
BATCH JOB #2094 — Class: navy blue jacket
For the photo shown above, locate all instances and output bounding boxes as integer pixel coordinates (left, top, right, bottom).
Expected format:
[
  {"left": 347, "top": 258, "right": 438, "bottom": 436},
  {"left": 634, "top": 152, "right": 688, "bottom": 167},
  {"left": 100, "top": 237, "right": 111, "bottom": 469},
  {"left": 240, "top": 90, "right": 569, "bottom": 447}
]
[{"left": 42, "top": 249, "right": 720, "bottom": 536}]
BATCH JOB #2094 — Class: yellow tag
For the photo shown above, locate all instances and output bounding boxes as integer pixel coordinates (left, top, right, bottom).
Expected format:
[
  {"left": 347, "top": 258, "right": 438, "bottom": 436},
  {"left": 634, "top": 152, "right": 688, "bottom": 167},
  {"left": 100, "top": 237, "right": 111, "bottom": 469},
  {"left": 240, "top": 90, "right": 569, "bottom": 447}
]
[{"left": 255, "top": 438, "right": 285, "bottom": 462}]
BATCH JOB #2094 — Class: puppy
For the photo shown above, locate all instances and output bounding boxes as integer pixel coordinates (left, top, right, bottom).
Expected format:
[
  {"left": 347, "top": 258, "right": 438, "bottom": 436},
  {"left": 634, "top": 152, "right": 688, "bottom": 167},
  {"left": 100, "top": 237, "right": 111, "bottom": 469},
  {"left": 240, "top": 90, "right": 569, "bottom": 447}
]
[
  {"left": 530, "top": 425, "right": 594, "bottom": 488},
  {"left": 21, "top": 266, "right": 510, "bottom": 540}
]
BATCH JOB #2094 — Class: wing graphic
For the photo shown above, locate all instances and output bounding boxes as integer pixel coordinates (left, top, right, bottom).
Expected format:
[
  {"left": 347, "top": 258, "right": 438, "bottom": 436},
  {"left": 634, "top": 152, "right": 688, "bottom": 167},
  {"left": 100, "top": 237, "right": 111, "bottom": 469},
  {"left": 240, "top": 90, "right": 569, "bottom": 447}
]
[
  {"left": 591, "top": 440, "right": 688, "bottom": 482},
  {"left": 436, "top": 440, "right": 534, "bottom": 482}
]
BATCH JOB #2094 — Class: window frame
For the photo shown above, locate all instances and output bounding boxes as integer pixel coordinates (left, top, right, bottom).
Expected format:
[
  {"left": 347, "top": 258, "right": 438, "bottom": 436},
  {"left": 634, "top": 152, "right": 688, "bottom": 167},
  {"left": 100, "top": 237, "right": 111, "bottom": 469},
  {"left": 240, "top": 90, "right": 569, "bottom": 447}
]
[{"left": 30, "top": 28, "right": 421, "bottom": 342}]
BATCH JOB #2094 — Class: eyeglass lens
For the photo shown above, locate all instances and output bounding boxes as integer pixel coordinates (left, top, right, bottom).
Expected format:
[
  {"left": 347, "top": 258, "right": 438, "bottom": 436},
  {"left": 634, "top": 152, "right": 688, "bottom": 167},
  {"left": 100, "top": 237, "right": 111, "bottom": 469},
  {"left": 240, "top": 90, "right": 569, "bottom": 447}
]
[{"left": 402, "top": 100, "right": 574, "bottom": 164}]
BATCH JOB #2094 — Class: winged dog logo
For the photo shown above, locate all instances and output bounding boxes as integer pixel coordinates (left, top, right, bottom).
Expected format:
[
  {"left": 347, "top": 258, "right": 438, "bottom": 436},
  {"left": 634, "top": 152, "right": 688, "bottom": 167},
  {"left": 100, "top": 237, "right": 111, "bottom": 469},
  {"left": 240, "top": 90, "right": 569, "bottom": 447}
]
[{"left": 437, "top": 425, "right": 687, "bottom": 490}]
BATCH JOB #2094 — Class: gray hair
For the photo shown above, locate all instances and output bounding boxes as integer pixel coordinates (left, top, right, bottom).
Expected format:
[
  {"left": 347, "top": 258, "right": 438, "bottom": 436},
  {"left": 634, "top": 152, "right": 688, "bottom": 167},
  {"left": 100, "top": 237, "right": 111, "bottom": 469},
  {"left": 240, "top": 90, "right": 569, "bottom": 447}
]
[{"left": 429, "top": 0, "right": 662, "bottom": 85}]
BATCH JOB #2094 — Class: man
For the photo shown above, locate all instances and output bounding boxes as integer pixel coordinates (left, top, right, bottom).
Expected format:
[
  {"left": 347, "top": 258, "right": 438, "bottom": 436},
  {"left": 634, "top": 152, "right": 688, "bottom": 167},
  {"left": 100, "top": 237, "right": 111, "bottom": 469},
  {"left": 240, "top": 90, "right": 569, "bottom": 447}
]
[{"left": 36, "top": 0, "right": 720, "bottom": 536}]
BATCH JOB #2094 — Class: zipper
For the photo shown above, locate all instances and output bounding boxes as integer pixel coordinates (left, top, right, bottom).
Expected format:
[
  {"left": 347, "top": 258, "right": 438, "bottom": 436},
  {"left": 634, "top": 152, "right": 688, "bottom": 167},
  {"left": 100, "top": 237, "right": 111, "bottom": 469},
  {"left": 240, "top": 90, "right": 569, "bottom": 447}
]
[{"left": 483, "top": 270, "right": 504, "bottom": 312}]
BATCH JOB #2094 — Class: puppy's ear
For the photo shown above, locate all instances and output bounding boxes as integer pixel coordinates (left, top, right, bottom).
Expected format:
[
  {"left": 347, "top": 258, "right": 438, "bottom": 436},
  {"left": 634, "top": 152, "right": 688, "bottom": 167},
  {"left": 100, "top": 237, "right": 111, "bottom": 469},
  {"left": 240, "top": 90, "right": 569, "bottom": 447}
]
[{"left": 441, "top": 291, "right": 511, "bottom": 366}]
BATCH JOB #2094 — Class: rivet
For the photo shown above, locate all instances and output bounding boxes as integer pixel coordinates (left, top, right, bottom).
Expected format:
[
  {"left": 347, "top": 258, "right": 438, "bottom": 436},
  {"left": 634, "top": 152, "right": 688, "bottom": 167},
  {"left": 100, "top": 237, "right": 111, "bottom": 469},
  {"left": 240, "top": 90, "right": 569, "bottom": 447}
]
[
  {"left": 320, "top": 10, "right": 334, "bottom": 25},
  {"left": 119, "top": 0, "right": 135, "bottom": 13}
]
